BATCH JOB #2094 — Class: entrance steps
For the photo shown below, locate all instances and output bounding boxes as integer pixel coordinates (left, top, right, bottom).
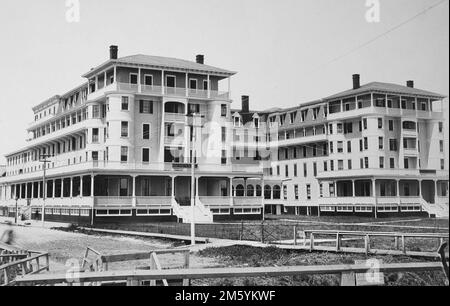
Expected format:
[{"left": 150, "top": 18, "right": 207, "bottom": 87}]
[
  {"left": 172, "top": 199, "right": 214, "bottom": 224},
  {"left": 421, "top": 199, "right": 449, "bottom": 218}
]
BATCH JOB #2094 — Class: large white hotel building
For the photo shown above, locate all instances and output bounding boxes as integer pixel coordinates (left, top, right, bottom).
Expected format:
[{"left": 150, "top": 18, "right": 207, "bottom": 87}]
[{"left": 0, "top": 46, "right": 448, "bottom": 224}]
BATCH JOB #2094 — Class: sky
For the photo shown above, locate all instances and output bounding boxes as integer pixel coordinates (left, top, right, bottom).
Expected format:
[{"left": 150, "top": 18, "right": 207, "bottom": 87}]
[{"left": 0, "top": 0, "right": 448, "bottom": 164}]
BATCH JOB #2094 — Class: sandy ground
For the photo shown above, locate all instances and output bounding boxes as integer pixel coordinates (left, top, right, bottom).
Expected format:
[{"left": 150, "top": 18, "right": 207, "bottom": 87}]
[{"left": 0, "top": 220, "right": 220, "bottom": 274}]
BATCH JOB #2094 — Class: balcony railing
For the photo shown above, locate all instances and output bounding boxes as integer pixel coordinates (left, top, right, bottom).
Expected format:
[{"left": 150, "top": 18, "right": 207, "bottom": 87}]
[
  {"left": 165, "top": 113, "right": 186, "bottom": 123},
  {"left": 114, "top": 83, "right": 230, "bottom": 100}
]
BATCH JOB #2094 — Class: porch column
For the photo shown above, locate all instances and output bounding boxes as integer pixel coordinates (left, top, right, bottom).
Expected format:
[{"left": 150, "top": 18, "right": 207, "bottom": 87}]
[
  {"left": 31, "top": 183, "right": 34, "bottom": 199},
  {"left": 185, "top": 73, "right": 189, "bottom": 97},
  {"left": 207, "top": 74, "right": 211, "bottom": 98},
  {"left": 138, "top": 68, "right": 142, "bottom": 93},
  {"left": 70, "top": 177, "right": 73, "bottom": 198},
  {"left": 195, "top": 177, "right": 199, "bottom": 200},
  {"left": 25, "top": 183, "right": 28, "bottom": 199},
  {"left": 80, "top": 176, "right": 83, "bottom": 198},
  {"left": 52, "top": 180, "right": 56, "bottom": 198},
  {"left": 61, "top": 179, "right": 64, "bottom": 198},
  {"left": 90, "top": 175, "right": 95, "bottom": 197},
  {"left": 171, "top": 176, "right": 175, "bottom": 198},
  {"left": 434, "top": 180, "right": 438, "bottom": 205},
  {"left": 352, "top": 180, "right": 356, "bottom": 197},
  {"left": 373, "top": 179, "right": 378, "bottom": 219},
  {"left": 95, "top": 75, "right": 98, "bottom": 92},
  {"left": 418, "top": 180, "right": 422, "bottom": 198},
  {"left": 161, "top": 70, "right": 165, "bottom": 95},
  {"left": 371, "top": 93, "right": 374, "bottom": 107},
  {"left": 229, "top": 177, "right": 234, "bottom": 207},
  {"left": 104, "top": 71, "right": 107, "bottom": 87},
  {"left": 36, "top": 183, "right": 39, "bottom": 199},
  {"left": 340, "top": 100, "right": 343, "bottom": 112},
  {"left": 132, "top": 176, "right": 137, "bottom": 207}
]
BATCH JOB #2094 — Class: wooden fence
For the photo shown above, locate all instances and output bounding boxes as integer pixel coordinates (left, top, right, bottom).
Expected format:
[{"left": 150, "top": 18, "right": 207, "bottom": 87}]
[
  {"left": 15, "top": 261, "right": 447, "bottom": 286},
  {"left": 80, "top": 248, "right": 190, "bottom": 286},
  {"left": 288, "top": 229, "right": 449, "bottom": 257},
  {"left": 0, "top": 252, "right": 50, "bottom": 286}
]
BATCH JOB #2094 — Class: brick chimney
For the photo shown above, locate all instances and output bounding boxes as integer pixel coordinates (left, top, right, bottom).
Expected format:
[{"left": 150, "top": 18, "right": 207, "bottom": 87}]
[
  {"left": 242, "top": 96, "right": 250, "bottom": 113},
  {"left": 196, "top": 54, "right": 204, "bottom": 64},
  {"left": 110, "top": 45, "right": 118, "bottom": 60},
  {"left": 353, "top": 74, "right": 360, "bottom": 90},
  {"left": 406, "top": 80, "right": 414, "bottom": 88}
]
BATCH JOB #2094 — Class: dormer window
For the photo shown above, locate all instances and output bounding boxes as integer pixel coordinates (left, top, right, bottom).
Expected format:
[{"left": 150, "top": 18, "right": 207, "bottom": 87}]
[
  {"left": 301, "top": 110, "right": 308, "bottom": 122},
  {"left": 280, "top": 114, "right": 286, "bottom": 126},
  {"left": 313, "top": 108, "right": 320, "bottom": 120},
  {"left": 254, "top": 117, "right": 260, "bottom": 128},
  {"left": 234, "top": 116, "right": 241, "bottom": 127}
]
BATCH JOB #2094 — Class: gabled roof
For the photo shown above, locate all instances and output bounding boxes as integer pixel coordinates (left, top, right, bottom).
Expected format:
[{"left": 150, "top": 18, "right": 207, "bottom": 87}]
[
  {"left": 83, "top": 54, "right": 236, "bottom": 78},
  {"left": 324, "top": 82, "right": 446, "bottom": 101}
]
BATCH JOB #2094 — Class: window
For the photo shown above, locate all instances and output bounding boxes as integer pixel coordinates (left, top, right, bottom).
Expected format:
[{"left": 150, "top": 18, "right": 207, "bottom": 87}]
[
  {"left": 166, "top": 75, "right": 176, "bottom": 88},
  {"left": 347, "top": 141, "right": 352, "bottom": 153},
  {"left": 285, "top": 165, "right": 289, "bottom": 177},
  {"left": 221, "top": 105, "right": 228, "bottom": 117},
  {"left": 277, "top": 166, "right": 280, "bottom": 176},
  {"left": 337, "top": 123, "right": 343, "bottom": 134},
  {"left": 121, "top": 97, "right": 129, "bottom": 111},
  {"left": 313, "top": 162, "right": 317, "bottom": 176},
  {"left": 139, "top": 100, "right": 153, "bottom": 114},
  {"left": 129, "top": 73, "right": 138, "bottom": 85},
  {"left": 359, "top": 120, "right": 362, "bottom": 132},
  {"left": 144, "top": 75, "right": 153, "bottom": 86},
  {"left": 363, "top": 118, "right": 367, "bottom": 130},
  {"left": 303, "top": 163, "right": 308, "bottom": 177},
  {"left": 92, "top": 128, "right": 99, "bottom": 143},
  {"left": 143, "top": 124, "right": 150, "bottom": 140},
  {"left": 294, "top": 185, "right": 299, "bottom": 200},
  {"left": 365, "top": 157, "right": 369, "bottom": 169},
  {"left": 389, "top": 139, "right": 398, "bottom": 151},
  {"left": 441, "top": 159, "right": 445, "bottom": 170},
  {"left": 121, "top": 122, "right": 129, "bottom": 137},
  {"left": 389, "top": 120, "right": 394, "bottom": 131},
  {"left": 338, "top": 160, "right": 343, "bottom": 171},
  {"left": 203, "top": 80, "right": 209, "bottom": 91},
  {"left": 142, "top": 148, "right": 150, "bottom": 163},
  {"left": 404, "top": 158, "right": 409, "bottom": 169},
  {"left": 233, "top": 116, "right": 241, "bottom": 127},
  {"left": 306, "top": 185, "right": 311, "bottom": 200},
  {"left": 221, "top": 150, "right": 227, "bottom": 165},
  {"left": 222, "top": 127, "right": 226, "bottom": 142},
  {"left": 379, "top": 157, "right": 385, "bottom": 168},
  {"left": 329, "top": 124, "right": 333, "bottom": 135},
  {"left": 337, "top": 141, "right": 343, "bottom": 153},
  {"left": 344, "top": 122, "right": 353, "bottom": 134},
  {"left": 439, "top": 122, "right": 443, "bottom": 133},
  {"left": 330, "top": 160, "right": 334, "bottom": 171},
  {"left": 390, "top": 158, "right": 395, "bottom": 169},
  {"left": 189, "top": 79, "right": 197, "bottom": 90},
  {"left": 440, "top": 140, "right": 444, "bottom": 153},
  {"left": 378, "top": 118, "right": 383, "bottom": 129},
  {"left": 323, "top": 161, "right": 328, "bottom": 172},
  {"left": 312, "top": 145, "right": 317, "bottom": 157},
  {"left": 254, "top": 117, "right": 260, "bottom": 128},
  {"left": 92, "top": 105, "right": 100, "bottom": 118},
  {"left": 319, "top": 184, "right": 323, "bottom": 198},
  {"left": 121, "top": 147, "right": 128, "bottom": 162},
  {"left": 348, "top": 160, "right": 352, "bottom": 170},
  {"left": 294, "top": 164, "right": 298, "bottom": 177},
  {"left": 329, "top": 142, "right": 334, "bottom": 154},
  {"left": 379, "top": 137, "right": 384, "bottom": 150},
  {"left": 359, "top": 139, "right": 363, "bottom": 152},
  {"left": 364, "top": 137, "right": 368, "bottom": 150}
]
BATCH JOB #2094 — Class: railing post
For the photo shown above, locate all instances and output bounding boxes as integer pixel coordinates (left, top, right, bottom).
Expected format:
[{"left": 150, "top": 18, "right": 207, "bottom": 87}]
[
  {"left": 365, "top": 235, "right": 370, "bottom": 255},
  {"left": 336, "top": 233, "right": 341, "bottom": 251},
  {"left": 310, "top": 233, "right": 315, "bottom": 252},
  {"left": 293, "top": 226, "right": 297, "bottom": 246}
]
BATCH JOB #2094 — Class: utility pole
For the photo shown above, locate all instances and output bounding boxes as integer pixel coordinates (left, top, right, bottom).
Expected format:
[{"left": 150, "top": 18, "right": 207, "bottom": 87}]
[{"left": 40, "top": 154, "right": 53, "bottom": 227}]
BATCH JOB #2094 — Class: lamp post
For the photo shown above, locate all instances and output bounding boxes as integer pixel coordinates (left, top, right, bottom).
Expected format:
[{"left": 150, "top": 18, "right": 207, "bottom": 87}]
[
  {"left": 188, "top": 113, "right": 203, "bottom": 246},
  {"left": 14, "top": 197, "right": 18, "bottom": 224}
]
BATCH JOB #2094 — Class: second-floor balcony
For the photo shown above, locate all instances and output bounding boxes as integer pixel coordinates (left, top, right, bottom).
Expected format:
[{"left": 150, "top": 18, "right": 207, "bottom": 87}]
[{"left": 89, "top": 81, "right": 230, "bottom": 101}]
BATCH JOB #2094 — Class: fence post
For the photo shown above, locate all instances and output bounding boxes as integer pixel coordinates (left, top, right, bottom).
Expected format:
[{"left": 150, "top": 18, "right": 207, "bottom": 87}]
[
  {"left": 310, "top": 233, "right": 314, "bottom": 252},
  {"left": 239, "top": 221, "right": 244, "bottom": 241},
  {"left": 365, "top": 235, "right": 370, "bottom": 255},
  {"left": 401, "top": 236, "right": 406, "bottom": 254},
  {"left": 183, "top": 250, "right": 190, "bottom": 286},
  {"left": 336, "top": 233, "right": 341, "bottom": 251},
  {"left": 293, "top": 226, "right": 297, "bottom": 246},
  {"left": 394, "top": 236, "right": 399, "bottom": 250}
]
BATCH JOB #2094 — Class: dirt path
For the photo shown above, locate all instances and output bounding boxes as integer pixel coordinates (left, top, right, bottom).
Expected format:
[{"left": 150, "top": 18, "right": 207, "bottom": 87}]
[{"left": 0, "top": 223, "right": 221, "bottom": 273}]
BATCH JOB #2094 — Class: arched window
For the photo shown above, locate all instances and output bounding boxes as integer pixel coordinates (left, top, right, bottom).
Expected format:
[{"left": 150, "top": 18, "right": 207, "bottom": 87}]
[
  {"left": 236, "top": 184, "right": 245, "bottom": 197},
  {"left": 255, "top": 185, "right": 262, "bottom": 197},
  {"left": 273, "top": 185, "right": 281, "bottom": 199},
  {"left": 264, "top": 185, "right": 272, "bottom": 200},
  {"left": 402, "top": 121, "right": 416, "bottom": 130},
  {"left": 247, "top": 185, "right": 255, "bottom": 197}
]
